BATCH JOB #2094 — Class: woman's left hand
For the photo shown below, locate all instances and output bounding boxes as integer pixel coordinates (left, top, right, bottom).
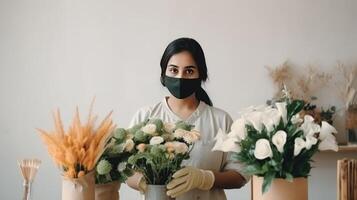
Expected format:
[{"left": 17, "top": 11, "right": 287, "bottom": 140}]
[{"left": 166, "top": 166, "right": 215, "bottom": 198}]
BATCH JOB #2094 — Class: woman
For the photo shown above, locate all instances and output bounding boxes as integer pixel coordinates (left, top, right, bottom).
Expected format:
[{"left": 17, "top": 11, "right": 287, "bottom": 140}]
[{"left": 127, "top": 37, "right": 249, "bottom": 200}]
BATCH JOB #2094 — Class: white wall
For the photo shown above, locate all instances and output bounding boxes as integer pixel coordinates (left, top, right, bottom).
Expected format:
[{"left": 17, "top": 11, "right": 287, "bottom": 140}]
[{"left": 1, "top": 0, "right": 357, "bottom": 199}]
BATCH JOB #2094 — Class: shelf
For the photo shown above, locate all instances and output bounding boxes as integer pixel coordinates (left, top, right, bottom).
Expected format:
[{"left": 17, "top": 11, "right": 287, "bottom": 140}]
[{"left": 338, "top": 145, "right": 357, "bottom": 152}]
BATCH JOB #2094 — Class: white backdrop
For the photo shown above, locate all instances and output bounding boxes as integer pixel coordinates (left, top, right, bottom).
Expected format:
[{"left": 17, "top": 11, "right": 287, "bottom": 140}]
[{"left": 1, "top": 0, "right": 357, "bottom": 199}]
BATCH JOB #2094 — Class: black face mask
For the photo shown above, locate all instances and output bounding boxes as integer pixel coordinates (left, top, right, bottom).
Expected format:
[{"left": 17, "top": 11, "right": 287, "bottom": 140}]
[{"left": 163, "top": 76, "right": 201, "bottom": 99}]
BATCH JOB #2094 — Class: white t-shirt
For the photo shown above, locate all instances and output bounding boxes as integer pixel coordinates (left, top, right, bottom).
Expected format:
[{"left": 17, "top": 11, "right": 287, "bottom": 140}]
[{"left": 130, "top": 97, "right": 249, "bottom": 200}]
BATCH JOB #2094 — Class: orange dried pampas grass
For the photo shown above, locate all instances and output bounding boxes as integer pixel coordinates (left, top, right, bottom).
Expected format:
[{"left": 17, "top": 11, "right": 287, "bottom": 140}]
[{"left": 38, "top": 103, "right": 115, "bottom": 179}]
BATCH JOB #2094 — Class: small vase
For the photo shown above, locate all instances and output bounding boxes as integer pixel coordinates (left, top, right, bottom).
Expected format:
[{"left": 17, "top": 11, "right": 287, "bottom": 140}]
[
  {"left": 62, "top": 171, "right": 95, "bottom": 200},
  {"left": 252, "top": 175, "right": 308, "bottom": 200},
  {"left": 95, "top": 181, "right": 121, "bottom": 200},
  {"left": 346, "top": 104, "right": 357, "bottom": 145},
  {"left": 22, "top": 180, "right": 32, "bottom": 200},
  {"left": 145, "top": 185, "right": 174, "bottom": 200}
]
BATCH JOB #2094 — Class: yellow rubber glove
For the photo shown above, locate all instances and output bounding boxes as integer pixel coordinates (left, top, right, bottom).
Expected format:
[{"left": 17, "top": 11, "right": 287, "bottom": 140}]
[{"left": 166, "top": 166, "right": 215, "bottom": 198}]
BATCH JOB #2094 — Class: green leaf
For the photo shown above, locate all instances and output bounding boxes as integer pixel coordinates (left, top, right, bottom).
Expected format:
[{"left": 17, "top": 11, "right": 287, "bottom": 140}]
[
  {"left": 287, "top": 100, "right": 305, "bottom": 120},
  {"left": 285, "top": 172, "right": 293, "bottom": 182},
  {"left": 262, "top": 172, "right": 275, "bottom": 194}
]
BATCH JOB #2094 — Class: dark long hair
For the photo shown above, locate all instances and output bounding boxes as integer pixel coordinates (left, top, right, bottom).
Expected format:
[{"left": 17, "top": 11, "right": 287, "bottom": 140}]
[{"left": 160, "top": 38, "right": 213, "bottom": 106}]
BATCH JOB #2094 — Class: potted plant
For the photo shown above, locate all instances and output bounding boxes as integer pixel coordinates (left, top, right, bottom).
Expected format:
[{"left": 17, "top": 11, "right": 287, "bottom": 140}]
[{"left": 213, "top": 97, "right": 338, "bottom": 200}]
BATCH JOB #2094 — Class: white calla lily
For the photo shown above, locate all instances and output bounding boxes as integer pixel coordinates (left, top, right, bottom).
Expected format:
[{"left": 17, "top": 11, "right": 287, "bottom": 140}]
[
  {"left": 228, "top": 118, "right": 247, "bottom": 140},
  {"left": 305, "top": 135, "right": 318, "bottom": 150},
  {"left": 244, "top": 111, "right": 264, "bottom": 132},
  {"left": 300, "top": 115, "right": 320, "bottom": 136},
  {"left": 272, "top": 130, "right": 287, "bottom": 152},
  {"left": 275, "top": 102, "right": 287, "bottom": 125},
  {"left": 318, "top": 134, "right": 338, "bottom": 151},
  {"left": 294, "top": 137, "right": 306, "bottom": 156},
  {"left": 319, "top": 121, "right": 337, "bottom": 140},
  {"left": 254, "top": 139, "right": 273, "bottom": 160}
]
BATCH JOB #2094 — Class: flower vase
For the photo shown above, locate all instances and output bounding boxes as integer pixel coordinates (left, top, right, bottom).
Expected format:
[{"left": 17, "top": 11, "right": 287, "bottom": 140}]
[
  {"left": 252, "top": 175, "right": 308, "bottom": 200},
  {"left": 95, "top": 181, "right": 121, "bottom": 200},
  {"left": 145, "top": 185, "right": 174, "bottom": 200},
  {"left": 62, "top": 171, "right": 95, "bottom": 200}
]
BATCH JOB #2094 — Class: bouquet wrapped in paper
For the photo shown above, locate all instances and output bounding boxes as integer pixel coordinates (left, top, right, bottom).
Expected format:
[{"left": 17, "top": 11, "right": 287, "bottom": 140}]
[
  {"left": 213, "top": 98, "right": 338, "bottom": 193},
  {"left": 38, "top": 105, "right": 115, "bottom": 200}
]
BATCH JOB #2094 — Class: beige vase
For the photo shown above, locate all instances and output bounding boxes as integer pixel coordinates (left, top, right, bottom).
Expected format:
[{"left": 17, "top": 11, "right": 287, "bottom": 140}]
[
  {"left": 62, "top": 171, "right": 95, "bottom": 200},
  {"left": 95, "top": 181, "right": 121, "bottom": 200},
  {"left": 252, "top": 175, "right": 308, "bottom": 200}
]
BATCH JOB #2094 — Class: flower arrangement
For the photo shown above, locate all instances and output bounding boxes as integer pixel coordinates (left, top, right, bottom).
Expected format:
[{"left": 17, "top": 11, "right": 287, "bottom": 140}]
[
  {"left": 95, "top": 128, "right": 135, "bottom": 184},
  {"left": 213, "top": 98, "right": 338, "bottom": 193},
  {"left": 126, "top": 119, "right": 200, "bottom": 185},
  {"left": 38, "top": 106, "right": 115, "bottom": 179}
]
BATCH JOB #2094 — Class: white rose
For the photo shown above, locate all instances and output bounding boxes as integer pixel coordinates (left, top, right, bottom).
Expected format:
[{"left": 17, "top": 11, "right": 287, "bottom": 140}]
[
  {"left": 272, "top": 130, "right": 287, "bottom": 153},
  {"left": 117, "top": 162, "right": 127, "bottom": 172},
  {"left": 275, "top": 102, "right": 287, "bottom": 125},
  {"left": 173, "top": 128, "right": 188, "bottom": 139},
  {"left": 173, "top": 141, "right": 188, "bottom": 154},
  {"left": 294, "top": 137, "right": 306, "bottom": 156},
  {"left": 183, "top": 130, "right": 200, "bottom": 144},
  {"left": 164, "top": 142, "right": 175, "bottom": 153},
  {"left": 228, "top": 118, "right": 247, "bottom": 140},
  {"left": 136, "top": 143, "right": 146, "bottom": 153},
  {"left": 149, "top": 136, "right": 164, "bottom": 145},
  {"left": 141, "top": 124, "right": 157, "bottom": 135},
  {"left": 164, "top": 122, "right": 176, "bottom": 133},
  {"left": 254, "top": 139, "right": 273, "bottom": 160},
  {"left": 124, "top": 139, "right": 134, "bottom": 152},
  {"left": 319, "top": 121, "right": 337, "bottom": 140}
]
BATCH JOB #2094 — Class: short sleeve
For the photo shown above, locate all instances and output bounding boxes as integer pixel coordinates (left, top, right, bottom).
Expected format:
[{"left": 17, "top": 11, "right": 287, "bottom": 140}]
[
  {"left": 220, "top": 113, "right": 251, "bottom": 184},
  {"left": 129, "top": 106, "right": 151, "bottom": 128}
]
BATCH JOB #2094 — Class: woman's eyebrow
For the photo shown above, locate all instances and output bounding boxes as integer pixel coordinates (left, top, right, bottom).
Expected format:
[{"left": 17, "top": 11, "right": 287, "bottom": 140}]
[
  {"left": 184, "top": 65, "right": 197, "bottom": 69},
  {"left": 168, "top": 64, "right": 179, "bottom": 68}
]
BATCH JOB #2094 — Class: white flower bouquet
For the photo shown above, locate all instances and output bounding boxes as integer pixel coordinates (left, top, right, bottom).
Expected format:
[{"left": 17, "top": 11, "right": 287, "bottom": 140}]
[
  {"left": 127, "top": 119, "right": 200, "bottom": 185},
  {"left": 213, "top": 99, "right": 338, "bottom": 193}
]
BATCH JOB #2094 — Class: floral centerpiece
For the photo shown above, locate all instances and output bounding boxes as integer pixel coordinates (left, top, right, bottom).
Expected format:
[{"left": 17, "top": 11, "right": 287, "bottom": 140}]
[
  {"left": 38, "top": 106, "right": 115, "bottom": 200},
  {"left": 127, "top": 119, "right": 200, "bottom": 199},
  {"left": 213, "top": 98, "right": 338, "bottom": 196}
]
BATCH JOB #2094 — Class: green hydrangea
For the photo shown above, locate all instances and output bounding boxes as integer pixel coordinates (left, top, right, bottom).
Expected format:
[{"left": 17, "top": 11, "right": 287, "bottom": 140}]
[
  {"left": 113, "top": 128, "right": 127, "bottom": 141},
  {"left": 150, "top": 145, "right": 163, "bottom": 155},
  {"left": 134, "top": 130, "right": 147, "bottom": 142},
  {"left": 96, "top": 159, "right": 112, "bottom": 175},
  {"left": 128, "top": 122, "right": 146, "bottom": 134}
]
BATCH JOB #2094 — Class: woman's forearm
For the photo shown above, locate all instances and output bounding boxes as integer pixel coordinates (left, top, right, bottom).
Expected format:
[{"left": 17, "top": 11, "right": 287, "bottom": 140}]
[{"left": 212, "top": 170, "right": 246, "bottom": 189}]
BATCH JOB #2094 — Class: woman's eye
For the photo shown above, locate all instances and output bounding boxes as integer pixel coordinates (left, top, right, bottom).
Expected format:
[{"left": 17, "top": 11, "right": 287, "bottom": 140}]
[
  {"left": 186, "top": 69, "right": 194, "bottom": 75},
  {"left": 169, "top": 68, "right": 178, "bottom": 73}
]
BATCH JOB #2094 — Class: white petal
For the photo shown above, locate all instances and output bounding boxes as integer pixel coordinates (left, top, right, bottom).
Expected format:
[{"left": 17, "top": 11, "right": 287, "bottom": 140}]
[
  {"left": 276, "top": 102, "right": 287, "bottom": 125},
  {"left": 294, "top": 138, "right": 306, "bottom": 156},
  {"left": 319, "top": 121, "right": 338, "bottom": 140},
  {"left": 318, "top": 134, "right": 338, "bottom": 151}
]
